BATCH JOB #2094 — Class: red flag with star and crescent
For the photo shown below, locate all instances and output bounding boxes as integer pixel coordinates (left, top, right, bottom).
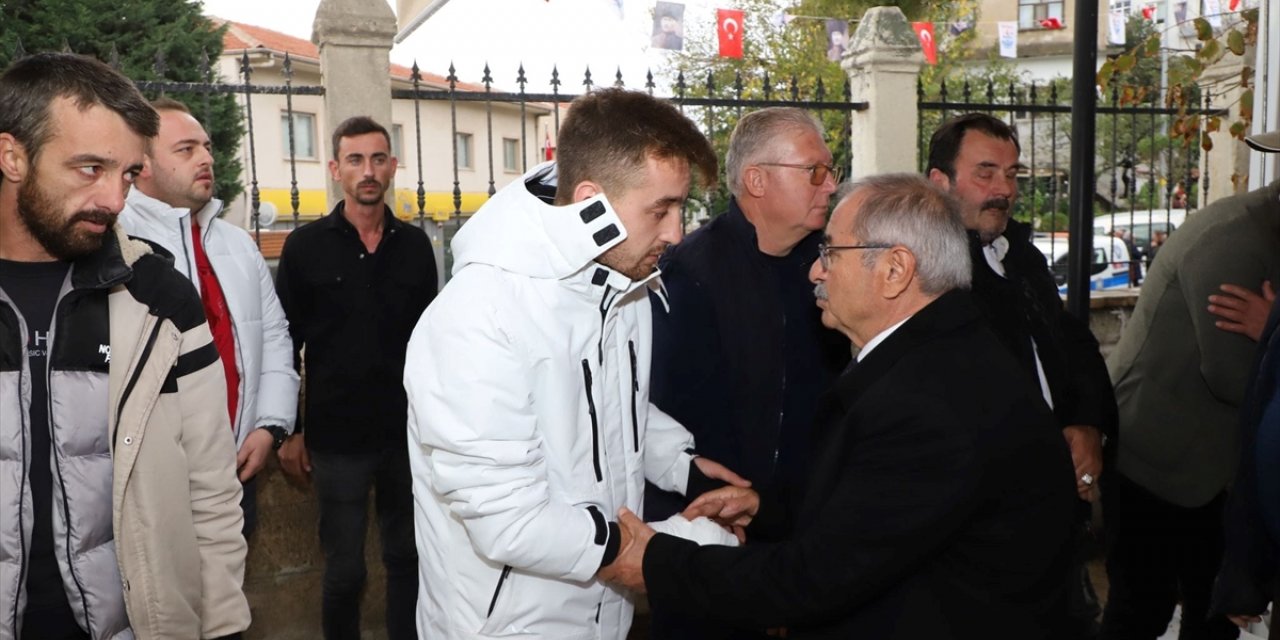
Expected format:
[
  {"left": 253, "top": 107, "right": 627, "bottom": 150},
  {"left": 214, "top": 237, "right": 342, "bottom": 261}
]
[
  {"left": 911, "top": 21, "right": 937, "bottom": 65},
  {"left": 717, "top": 9, "right": 744, "bottom": 59}
]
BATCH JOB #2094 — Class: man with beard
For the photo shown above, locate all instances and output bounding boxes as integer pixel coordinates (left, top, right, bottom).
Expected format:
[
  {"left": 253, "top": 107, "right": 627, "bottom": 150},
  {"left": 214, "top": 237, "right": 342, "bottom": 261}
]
[
  {"left": 0, "top": 53, "right": 249, "bottom": 639},
  {"left": 274, "top": 116, "right": 437, "bottom": 640},
  {"left": 119, "top": 98, "right": 298, "bottom": 537},
  {"left": 926, "top": 113, "right": 1118, "bottom": 639}
]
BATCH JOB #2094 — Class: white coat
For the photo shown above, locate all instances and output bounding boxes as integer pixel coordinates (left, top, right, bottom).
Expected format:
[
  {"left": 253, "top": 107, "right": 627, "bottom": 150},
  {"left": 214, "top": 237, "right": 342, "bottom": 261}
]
[
  {"left": 405, "top": 163, "right": 697, "bottom": 639},
  {"left": 119, "top": 190, "right": 298, "bottom": 446}
]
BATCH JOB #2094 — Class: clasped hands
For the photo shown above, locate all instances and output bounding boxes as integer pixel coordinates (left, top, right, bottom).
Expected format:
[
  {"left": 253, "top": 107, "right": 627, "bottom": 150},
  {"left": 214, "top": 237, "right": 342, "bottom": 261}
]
[{"left": 597, "top": 459, "right": 760, "bottom": 594}]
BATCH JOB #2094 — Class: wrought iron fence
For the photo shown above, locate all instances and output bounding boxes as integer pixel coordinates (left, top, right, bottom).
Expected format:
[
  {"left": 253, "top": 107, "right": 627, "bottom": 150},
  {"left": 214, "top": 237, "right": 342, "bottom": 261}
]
[{"left": 918, "top": 77, "right": 1228, "bottom": 292}]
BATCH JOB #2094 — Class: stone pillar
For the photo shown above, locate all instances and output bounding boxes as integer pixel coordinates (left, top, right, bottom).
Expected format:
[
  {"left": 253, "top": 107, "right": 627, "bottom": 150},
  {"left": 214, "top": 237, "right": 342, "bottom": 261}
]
[
  {"left": 843, "top": 7, "right": 925, "bottom": 178},
  {"left": 1199, "top": 52, "right": 1251, "bottom": 203},
  {"left": 312, "top": 0, "right": 397, "bottom": 209}
]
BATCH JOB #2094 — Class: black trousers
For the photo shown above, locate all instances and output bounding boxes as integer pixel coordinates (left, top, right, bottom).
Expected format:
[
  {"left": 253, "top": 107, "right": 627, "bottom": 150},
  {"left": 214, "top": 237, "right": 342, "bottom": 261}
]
[
  {"left": 311, "top": 445, "right": 418, "bottom": 640},
  {"left": 1099, "top": 471, "right": 1238, "bottom": 640}
]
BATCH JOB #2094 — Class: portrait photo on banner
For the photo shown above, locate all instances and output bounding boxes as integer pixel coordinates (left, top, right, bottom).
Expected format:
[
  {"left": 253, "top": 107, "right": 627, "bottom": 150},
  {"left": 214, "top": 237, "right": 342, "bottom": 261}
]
[
  {"left": 652, "top": 1, "right": 685, "bottom": 51},
  {"left": 825, "top": 19, "right": 848, "bottom": 62}
]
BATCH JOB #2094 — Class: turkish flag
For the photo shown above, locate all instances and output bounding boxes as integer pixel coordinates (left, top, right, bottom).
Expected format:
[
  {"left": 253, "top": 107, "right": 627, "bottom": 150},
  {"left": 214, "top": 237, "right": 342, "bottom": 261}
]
[
  {"left": 544, "top": 128, "right": 554, "bottom": 161},
  {"left": 1141, "top": 4, "right": 1156, "bottom": 19},
  {"left": 1039, "top": 17, "right": 1063, "bottom": 29},
  {"left": 717, "top": 9, "right": 744, "bottom": 59},
  {"left": 1228, "top": 0, "right": 1240, "bottom": 9},
  {"left": 912, "top": 22, "right": 937, "bottom": 65}
]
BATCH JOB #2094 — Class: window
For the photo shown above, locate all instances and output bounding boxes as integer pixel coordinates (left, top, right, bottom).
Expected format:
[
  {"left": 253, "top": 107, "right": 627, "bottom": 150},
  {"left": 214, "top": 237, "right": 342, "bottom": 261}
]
[
  {"left": 455, "top": 132, "right": 473, "bottom": 170},
  {"left": 281, "top": 112, "right": 316, "bottom": 160},
  {"left": 1019, "top": 0, "right": 1065, "bottom": 28},
  {"left": 391, "top": 124, "right": 405, "bottom": 161},
  {"left": 502, "top": 138, "right": 520, "bottom": 173}
]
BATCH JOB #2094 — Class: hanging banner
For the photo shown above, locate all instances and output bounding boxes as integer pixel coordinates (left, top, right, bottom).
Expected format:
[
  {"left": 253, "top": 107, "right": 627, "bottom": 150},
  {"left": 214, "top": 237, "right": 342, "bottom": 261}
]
[
  {"left": 825, "top": 19, "right": 848, "bottom": 62},
  {"left": 717, "top": 8, "right": 745, "bottom": 59},
  {"left": 651, "top": 2, "right": 685, "bottom": 51},
  {"left": 911, "top": 22, "right": 938, "bottom": 65},
  {"left": 1108, "top": 12, "right": 1126, "bottom": 46},
  {"left": 998, "top": 21, "right": 1018, "bottom": 58}
]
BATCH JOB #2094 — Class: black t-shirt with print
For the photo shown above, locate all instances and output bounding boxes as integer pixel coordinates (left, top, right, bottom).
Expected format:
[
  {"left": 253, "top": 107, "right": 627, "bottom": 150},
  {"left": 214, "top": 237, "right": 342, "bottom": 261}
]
[{"left": 0, "top": 258, "right": 87, "bottom": 640}]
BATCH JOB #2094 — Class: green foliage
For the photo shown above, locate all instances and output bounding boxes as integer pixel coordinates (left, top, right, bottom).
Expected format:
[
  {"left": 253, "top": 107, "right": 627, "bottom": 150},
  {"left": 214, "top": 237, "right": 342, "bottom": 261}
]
[
  {"left": 0, "top": 0, "right": 245, "bottom": 203},
  {"left": 1097, "top": 7, "right": 1258, "bottom": 150}
]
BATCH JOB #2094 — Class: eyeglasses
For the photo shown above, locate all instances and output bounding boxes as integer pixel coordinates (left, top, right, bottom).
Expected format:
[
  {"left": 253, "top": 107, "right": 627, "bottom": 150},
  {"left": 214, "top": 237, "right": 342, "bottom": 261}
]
[
  {"left": 817, "top": 242, "right": 892, "bottom": 270},
  {"left": 757, "top": 162, "right": 842, "bottom": 186}
]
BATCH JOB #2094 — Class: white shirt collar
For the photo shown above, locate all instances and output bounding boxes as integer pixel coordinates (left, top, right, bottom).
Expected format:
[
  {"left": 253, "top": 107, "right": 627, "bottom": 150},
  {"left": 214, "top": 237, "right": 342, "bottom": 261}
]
[
  {"left": 857, "top": 316, "right": 912, "bottom": 362},
  {"left": 983, "top": 235, "right": 1010, "bottom": 277}
]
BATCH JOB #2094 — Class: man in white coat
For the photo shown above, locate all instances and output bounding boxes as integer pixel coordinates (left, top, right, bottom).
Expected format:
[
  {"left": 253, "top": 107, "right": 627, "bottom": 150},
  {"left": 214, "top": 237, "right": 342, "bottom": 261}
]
[
  {"left": 404, "top": 88, "right": 744, "bottom": 639},
  {"left": 119, "top": 98, "right": 298, "bottom": 534}
]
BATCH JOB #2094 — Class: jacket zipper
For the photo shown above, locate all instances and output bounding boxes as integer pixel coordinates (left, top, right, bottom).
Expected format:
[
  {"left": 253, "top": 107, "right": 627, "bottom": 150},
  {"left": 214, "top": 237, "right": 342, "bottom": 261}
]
[
  {"left": 45, "top": 292, "right": 96, "bottom": 636},
  {"left": 113, "top": 321, "right": 164, "bottom": 449},
  {"left": 6, "top": 300, "right": 29, "bottom": 638},
  {"left": 486, "top": 565, "right": 512, "bottom": 617},
  {"left": 581, "top": 359, "right": 603, "bottom": 482},
  {"left": 628, "top": 341, "right": 639, "bottom": 453}
]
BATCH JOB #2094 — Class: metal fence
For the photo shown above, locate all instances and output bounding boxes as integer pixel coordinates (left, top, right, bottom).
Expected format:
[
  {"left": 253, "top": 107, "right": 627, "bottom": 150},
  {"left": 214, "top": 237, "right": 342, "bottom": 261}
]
[
  {"left": 142, "top": 52, "right": 866, "bottom": 279},
  {"left": 918, "top": 77, "right": 1229, "bottom": 291}
]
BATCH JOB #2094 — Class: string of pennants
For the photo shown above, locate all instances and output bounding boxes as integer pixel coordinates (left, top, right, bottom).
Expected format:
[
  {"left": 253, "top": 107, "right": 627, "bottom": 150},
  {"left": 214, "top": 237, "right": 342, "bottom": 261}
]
[{"left": 646, "top": 0, "right": 1256, "bottom": 65}]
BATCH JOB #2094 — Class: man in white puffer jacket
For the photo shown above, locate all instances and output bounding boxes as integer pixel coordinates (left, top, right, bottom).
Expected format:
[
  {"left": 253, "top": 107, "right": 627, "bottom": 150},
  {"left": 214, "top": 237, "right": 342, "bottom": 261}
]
[
  {"left": 119, "top": 99, "right": 298, "bottom": 534},
  {"left": 405, "top": 89, "right": 744, "bottom": 639}
]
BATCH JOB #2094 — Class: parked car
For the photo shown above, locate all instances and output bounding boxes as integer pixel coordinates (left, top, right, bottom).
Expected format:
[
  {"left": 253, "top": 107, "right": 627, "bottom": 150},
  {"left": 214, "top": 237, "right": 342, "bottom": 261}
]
[
  {"left": 1094, "top": 209, "right": 1188, "bottom": 264},
  {"left": 1032, "top": 233, "right": 1140, "bottom": 293}
]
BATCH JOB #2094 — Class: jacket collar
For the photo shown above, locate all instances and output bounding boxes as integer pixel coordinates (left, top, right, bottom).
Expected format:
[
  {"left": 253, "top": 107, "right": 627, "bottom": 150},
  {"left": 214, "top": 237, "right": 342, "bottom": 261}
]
[
  {"left": 68, "top": 224, "right": 153, "bottom": 292},
  {"left": 828, "top": 289, "right": 980, "bottom": 406},
  {"left": 125, "top": 188, "right": 224, "bottom": 232}
]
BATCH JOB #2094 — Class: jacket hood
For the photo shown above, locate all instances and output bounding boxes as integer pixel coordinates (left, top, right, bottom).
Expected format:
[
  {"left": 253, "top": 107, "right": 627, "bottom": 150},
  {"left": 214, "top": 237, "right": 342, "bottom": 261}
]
[
  {"left": 125, "top": 187, "right": 224, "bottom": 229},
  {"left": 450, "top": 162, "right": 632, "bottom": 280}
]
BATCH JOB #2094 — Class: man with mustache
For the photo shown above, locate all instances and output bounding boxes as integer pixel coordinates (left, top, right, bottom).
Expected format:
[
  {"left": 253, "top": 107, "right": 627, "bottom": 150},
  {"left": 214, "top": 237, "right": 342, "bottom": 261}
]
[
  {"left": 118, "top": 98, "right": 298, "bottom": 538},
  {"left": 0, "top": 53, "right": 249, "bottom": 639},
  {"left": 274, "top": 116, "right": 437, "bottom": 640},
  {"left": 926, "top": 113, "right": 1118, "bottom": 639},
  {"left": 646, "top": 107, "right": 850, "bottom": 639}
]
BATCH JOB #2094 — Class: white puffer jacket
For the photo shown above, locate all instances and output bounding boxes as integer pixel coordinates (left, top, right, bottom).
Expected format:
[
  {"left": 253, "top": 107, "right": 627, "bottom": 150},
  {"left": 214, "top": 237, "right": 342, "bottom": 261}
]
[
  {"left": 119, "top": 190, "right": 298, "bottom": 446},
  {"left": 405, "top": 163, "right": 696, "bottom": 640}
]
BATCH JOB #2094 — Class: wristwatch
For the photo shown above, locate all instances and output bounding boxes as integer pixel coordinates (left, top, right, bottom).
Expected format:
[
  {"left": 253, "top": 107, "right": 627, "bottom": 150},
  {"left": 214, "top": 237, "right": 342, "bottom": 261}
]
[{"left": 263, "top": 426, "right": 289, "bottom": 451}]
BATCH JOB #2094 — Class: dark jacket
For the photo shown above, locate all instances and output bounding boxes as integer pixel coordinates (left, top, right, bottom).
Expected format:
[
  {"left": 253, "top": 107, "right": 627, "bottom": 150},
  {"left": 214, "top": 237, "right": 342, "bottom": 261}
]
[
  {"left": 275, "top": 203, "right": 437, "bottom": 453},
  {"left": 968, "top": 220, "right": 1118, "bottom": 439},
  {"left": 643, "top": 290, "right": 1077, "bottom": 639},
  {"left": 1211, "top": 299, "right": 1280, "bottom": 619},
  {"left": 648, "top": 200, "right": 849, "bottom": 523}
]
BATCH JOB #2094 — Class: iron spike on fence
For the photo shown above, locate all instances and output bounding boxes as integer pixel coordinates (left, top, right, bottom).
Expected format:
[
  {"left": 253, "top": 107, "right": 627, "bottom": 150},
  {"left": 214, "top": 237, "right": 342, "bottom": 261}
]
[
  {"left": 762, "top": 71, "right": 772, "bottom": 101},
  {"left": 583, "top": 66, "right": 593, "bottom": 92},
  {"left": 550, "top": 65, "right": 561, "bottom": 93},
  {"left": 789, "top": 75, "right": 798, "bottom": 102},
  {"left": 411, "top": 61, "right": 427, "bottom": 222},
  {"left": 733, "top": 70, "right": 743, "bottom": 100},
  {"left": 815, "top": 76, "right": 825, "bottom": 102},
  {"left": 517, "top": 64, "right": 527, "bottom": 93},
  {"left": 705, "top": 70, "right": 714, "bottom": 95},
  {"left": 614, "top": 67, "right": 624, "bottom": 89},
  {"left": 674, "top": 70, "right": 686, "bottom": 100},
  {"left": 483, "top": 63, "right": 493, "bottom": 89},
  {"left": 447, "top": 62, "right": 457, "bottom": 90},
  {"left": 645, "top": 69, "right": 655, "bottom": 96}
]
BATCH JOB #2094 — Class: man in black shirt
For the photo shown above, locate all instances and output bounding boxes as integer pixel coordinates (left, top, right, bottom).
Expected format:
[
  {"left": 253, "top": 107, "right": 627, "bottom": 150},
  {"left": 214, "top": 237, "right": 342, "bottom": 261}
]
[
  {"left": 647, "top": 107, "right": 850, "bottom": 639},
  {"left": 275, "top": 116, "right": 437, "bottom": 640}
]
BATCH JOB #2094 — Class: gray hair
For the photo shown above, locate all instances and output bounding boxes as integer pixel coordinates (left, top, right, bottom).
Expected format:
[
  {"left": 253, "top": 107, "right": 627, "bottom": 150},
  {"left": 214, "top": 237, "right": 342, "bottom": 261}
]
[
  {"left": 838, "top": 173, "right": 972, "bottom": 295},
  {"left": 725, "top": 107, "right": 824, "bottom": 198}
]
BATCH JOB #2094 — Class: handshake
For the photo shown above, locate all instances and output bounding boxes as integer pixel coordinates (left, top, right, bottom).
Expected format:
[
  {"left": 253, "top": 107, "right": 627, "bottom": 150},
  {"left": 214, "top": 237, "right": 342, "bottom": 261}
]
[{"left": 596, "top": 481, "right": 760, "bottom": 594}]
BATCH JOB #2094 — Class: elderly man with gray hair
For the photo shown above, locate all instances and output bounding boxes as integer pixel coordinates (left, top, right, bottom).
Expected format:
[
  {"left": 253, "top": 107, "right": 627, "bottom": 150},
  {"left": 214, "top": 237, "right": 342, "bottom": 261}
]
[{"left": 602, "top": 174, "right": 1076, "bottom": 639}]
